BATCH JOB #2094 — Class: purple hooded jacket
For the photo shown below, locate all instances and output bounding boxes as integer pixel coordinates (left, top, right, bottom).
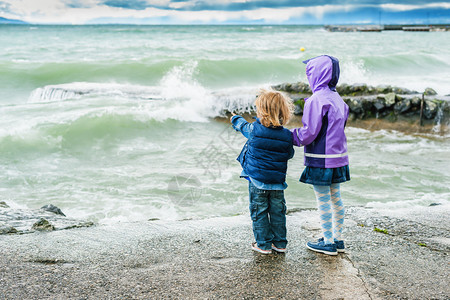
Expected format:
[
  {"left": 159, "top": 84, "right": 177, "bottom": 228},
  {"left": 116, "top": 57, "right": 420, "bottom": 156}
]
[{"left": 291, "top": 55, "right": 349, "bottom": 168}]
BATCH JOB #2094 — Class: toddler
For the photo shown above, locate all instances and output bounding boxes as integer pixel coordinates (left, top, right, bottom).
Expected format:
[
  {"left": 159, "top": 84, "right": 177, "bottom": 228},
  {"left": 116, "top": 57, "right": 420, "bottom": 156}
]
[{"left": 231, "top": 89, "right": 294, "bottom": 254}]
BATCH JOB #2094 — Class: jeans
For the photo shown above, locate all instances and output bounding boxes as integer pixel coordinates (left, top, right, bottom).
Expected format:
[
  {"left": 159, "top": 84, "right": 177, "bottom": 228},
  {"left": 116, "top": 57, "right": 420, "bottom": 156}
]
[{"left": 248, "top": 181, "right": 287, "bottom": 250}]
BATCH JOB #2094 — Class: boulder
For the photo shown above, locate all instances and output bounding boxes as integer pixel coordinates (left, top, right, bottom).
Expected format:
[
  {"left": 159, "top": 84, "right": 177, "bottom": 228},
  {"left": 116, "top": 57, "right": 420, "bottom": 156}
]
[
  {"left": 337, "top": 83, "right": 351, "bottom": 95},
  {"left": 424, "top": 87, "right": 437, "bottom": 96},
  {"left": 373, "top": 99, "right": 385, "bottom": 111},
  {"left": 294, "top": 105, "right": 303, "bottom": 115},
  {"left": 0, "top": 201, "right": 9, "bottom": 208},
  {"left": 344, "top": 98, "right": 364, "bottom": 115},
  {"left": 290, "top": 82, "right": 310, "bottom": 93},
  {"left": 32, "top": 218, "right": 55, "bottom": 231},
  {"left": 0, "top": 222, "right": 18, "bottom": 234},
  {"left": 384, "top": 93, "right": 397, "bottom": 107},
  {"left": 394, "top": 99, "right": 412, "bottom": 114},
  {"left": 392, "top": 87, "right": 417, "bottom": 94},
  {"left": 376, "top": 85, "right": 392, "bottom": 94},
  {"left": 424, "top": 100, "right": 438, "bottom": 119},
  {"left": 350, "top": 83, "right": 368, "bottom": 94},
  {"left": 411, "top": 96, "right": 421, "bottom": 108}
]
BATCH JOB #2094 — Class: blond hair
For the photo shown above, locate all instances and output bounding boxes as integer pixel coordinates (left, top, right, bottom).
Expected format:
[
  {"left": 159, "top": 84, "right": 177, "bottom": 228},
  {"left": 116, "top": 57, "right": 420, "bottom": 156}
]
[{"left": 255, "top": 89, "right": 294, "bottom": 127}]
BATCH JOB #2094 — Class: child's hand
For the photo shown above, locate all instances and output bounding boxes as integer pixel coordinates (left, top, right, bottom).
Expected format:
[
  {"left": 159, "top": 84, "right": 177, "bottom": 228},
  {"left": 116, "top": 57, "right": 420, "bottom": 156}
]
[{"left": 230, "top": 112, "right": 236, "bottom": 122}]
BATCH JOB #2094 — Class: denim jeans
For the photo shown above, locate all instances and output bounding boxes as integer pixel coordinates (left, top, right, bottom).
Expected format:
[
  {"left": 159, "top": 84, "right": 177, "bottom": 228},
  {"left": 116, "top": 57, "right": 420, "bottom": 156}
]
[{"left": 248, "top": 181, "right": 287, "bottom": 250}]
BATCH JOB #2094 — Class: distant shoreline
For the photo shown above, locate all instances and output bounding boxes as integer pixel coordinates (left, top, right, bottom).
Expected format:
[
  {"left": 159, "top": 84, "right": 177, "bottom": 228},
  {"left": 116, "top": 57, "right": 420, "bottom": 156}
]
[
  {"left": 1, "top": 22, "right": 449, "bottom": 28},
  {"left": 325, "top": 24, "right": 450, "bottom": 32}
]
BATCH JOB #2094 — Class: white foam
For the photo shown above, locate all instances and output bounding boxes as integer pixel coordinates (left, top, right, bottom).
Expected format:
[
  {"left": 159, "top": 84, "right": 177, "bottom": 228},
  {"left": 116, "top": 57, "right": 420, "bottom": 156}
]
[
  {"left": 365, "top": 193, "right": 450, "bottom": 210},
  {"left": 28, "top": 82, "right": 162, "bottom": 103}
]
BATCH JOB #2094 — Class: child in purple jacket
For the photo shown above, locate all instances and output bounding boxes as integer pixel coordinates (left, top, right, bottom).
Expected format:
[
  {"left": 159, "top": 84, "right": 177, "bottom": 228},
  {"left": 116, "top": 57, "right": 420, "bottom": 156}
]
[{"left": 291, "top": 55, "right": 350, "bottom": 256}]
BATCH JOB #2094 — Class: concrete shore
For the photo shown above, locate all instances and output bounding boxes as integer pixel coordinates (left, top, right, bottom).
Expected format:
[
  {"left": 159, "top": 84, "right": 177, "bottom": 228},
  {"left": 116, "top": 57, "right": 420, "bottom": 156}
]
[{"left": 0, "top": 205, "right": 449, "bottom": 299}]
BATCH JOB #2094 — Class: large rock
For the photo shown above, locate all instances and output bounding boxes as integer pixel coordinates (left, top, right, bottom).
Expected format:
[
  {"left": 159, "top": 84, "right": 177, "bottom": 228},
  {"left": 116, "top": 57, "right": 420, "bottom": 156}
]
[
  {"left": 394, "top": 98, "right": 412, "bottom": 114},
  {"left": 0, "top": 201, "right": 9, "bottom": 208},
  {"left": 376, "top": 84, "right": 392, "bottom": 94},
  {"left": 344, "top": 98, "right": 364, "bottom": 115},
  {"left": 32, "top": 218, "right": 55, "bottom": 231},
  {"left": 424, "top": 100, "right": 438, "bottom": 119},
  {"left": 0, "top": 222, "right": 18, "bottom": 234},
  {"left": 290, "top": 82, "right": 310, "bottom": 93},
  {"left": 424, "top": 87, "right": 437, "bottom": 96},
  {"left": 384, "top": 93, "right": 397, "bottom": 107}
]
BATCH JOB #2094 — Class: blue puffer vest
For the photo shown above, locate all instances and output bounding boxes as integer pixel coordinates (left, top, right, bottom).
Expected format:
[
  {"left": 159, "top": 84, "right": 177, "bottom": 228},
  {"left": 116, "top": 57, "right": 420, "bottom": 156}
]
[{"left": 237, "top": 118, "right": 294, "bottom": 184}]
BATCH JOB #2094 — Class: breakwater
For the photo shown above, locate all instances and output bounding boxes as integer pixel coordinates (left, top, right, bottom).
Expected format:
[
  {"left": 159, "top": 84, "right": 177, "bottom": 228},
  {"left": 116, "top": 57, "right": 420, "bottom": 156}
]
[
  {"left": 325, "top": 24, "right": 450, "bottom": 32},
  {"left": 272, "top": 82, "right": 450, "bottom": 135}
]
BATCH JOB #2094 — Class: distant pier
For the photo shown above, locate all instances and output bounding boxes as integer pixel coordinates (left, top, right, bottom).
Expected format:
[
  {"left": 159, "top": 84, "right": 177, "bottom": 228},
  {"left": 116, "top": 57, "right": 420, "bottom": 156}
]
[{"left": 325, "top": 24, "right": 449, "bottom": 32}]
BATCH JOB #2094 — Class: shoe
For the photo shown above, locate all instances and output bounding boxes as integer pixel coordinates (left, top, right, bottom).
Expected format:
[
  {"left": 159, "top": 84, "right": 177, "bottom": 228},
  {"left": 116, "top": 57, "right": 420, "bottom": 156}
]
[
  {"left": 335, "top": 239, "right": 345, "bottom": 253},
  {"left": 251, "top": 242, "right": 272, "bottom": 255},
  {"left": 306, "top": 239, "right": 337, "bottom": 256},
  {"left": 271, "top": 244, "right": 287, "bottom": 253},
  {"left": 318, "top": 237, "right": 345, "bottom": 253}
]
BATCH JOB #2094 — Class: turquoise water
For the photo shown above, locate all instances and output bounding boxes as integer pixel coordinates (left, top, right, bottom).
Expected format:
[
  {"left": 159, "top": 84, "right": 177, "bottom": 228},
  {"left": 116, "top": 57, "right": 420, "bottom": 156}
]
[{"left": 0, "top": 25, "right": 449, "bottom": 222}]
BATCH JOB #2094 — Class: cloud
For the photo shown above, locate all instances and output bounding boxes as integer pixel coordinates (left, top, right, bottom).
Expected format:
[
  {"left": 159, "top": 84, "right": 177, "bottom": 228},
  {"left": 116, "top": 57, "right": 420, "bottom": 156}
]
[
  {"left": 101, "top": 0, "right": 150, "bottom": 10},
  {"left": 0, "top": 0, "right": 449, "bottom": 24},
  {"left": 0, "top": 1, "right": 13, "bottom": 14},
  {"left": 62, "top": 0, "right": 96, "bottom": 9}
]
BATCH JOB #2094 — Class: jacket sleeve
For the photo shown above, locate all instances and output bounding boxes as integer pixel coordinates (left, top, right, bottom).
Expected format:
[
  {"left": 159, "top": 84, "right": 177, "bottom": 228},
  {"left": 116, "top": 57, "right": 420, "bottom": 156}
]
[
  {"left": 291, "top": 98, "right": 324, "bottom": 147},
  {"left": 231, "top": 115, "right": 252, "bottom": 139},
  {"left": 288, "top": 144, "right": 295, "bottom": 159}
]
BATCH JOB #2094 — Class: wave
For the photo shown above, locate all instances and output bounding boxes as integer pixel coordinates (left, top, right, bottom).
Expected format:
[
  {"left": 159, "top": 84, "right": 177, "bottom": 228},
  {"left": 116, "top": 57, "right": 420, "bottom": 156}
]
[
  {"left": 26, "top": 60, "right": 260, "bottom": 115},
  {"left": 0, "top": 63, "right": 259, "bottom": 154},
  {"left": 28, "top": 82, "right": 162, "bottom": 102},
  {"left": 0, "top": 57, "right": 301, "bottom": 91},
  {"left": 3, "top": 50, "right": 449, "bottom": 94}
]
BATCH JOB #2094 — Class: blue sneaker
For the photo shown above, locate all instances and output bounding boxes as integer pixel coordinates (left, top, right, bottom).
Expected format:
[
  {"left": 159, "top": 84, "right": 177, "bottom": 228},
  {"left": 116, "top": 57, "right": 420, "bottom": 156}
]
[
  {"left": 334, "top": 239, "right": 345, "bottom": 253},
  {"left": 318, "top": 237, "right": 345, "bottom": 253},
  {"left": 306, "top": 239, "right": 337, "bottom": 256}
]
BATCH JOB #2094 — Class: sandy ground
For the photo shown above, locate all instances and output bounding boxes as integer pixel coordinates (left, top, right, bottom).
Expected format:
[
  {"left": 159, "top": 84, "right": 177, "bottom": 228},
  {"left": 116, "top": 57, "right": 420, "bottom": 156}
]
[{"left": 0, "top": 205, "right": 449, "bottom": 299}]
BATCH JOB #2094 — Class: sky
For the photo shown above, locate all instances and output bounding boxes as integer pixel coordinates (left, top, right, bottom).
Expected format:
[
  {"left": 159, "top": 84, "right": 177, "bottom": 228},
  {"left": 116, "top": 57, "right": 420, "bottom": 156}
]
[{"left": 0, "top": 0, "right": 449, "bottom": 25}]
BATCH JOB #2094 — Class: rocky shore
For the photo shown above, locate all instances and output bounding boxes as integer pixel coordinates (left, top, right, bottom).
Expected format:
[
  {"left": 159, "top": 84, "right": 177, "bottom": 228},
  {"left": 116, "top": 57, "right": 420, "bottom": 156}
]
[
  {"left": 272, "top": 82, "right": 450, "bottom": 135},
  {"left": 0, "top": 202, "right": 449, "bottom": 299}
]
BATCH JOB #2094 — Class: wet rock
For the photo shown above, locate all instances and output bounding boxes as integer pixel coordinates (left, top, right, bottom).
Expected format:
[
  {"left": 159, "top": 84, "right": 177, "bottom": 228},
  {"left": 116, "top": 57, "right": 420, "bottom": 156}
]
[
  {"left": 411, "top": 96, "right": 421, "bottom": 107},
  {"left": 344, "top": 98, "right": 363, "bottom": 115},
  {"left": 32, "top": 218, "right": 55, "bottom": 231},
  {"left": 0, "top": 222, "right": 18, "bottom": 234},
  {"left": 0, "top": 205, "right": 94, "bottom": 234},
  {"left": 429, "top": 203, "right": 442, "bottom": 206},
  {"left": 424, "top": 100, "right": 438, "bottom": 119},
  {"left": 350, "top": 83, "right": 367, "bottom": 94},
  {"left": 376, "top": 84, "right": 392, "bottom": 94},
  {"left": 270, "top": 81, "right": 449, "bottom": 129},
  {"left": 0, "top": 201, "right": 9, "bottom": 208},
  {"left": 373, "top": 96, "right": 385, "bottom": 111},
  {"left": 290, "top": 82, "right": 310, "bottom": 93},
  {"left": 294, "top": 105, "right": 303, "bottom": 115},
  {"left": 41, "top": 204, "right": 66, "bottom": 217},
  {"left": 392, "top": 86, "right": 417, "bottom": 94},
  {"left": 336, "top": 83, "right": 350, "bottom": 95},
  {"left": 394, "top": 98, "right": 411, "bottom": 114},
  {"left": 424, "top": 87, "right": 437, "bottom": 96},
  {"left": 384, "top": 93, "right": 397, "bottom": 107}
]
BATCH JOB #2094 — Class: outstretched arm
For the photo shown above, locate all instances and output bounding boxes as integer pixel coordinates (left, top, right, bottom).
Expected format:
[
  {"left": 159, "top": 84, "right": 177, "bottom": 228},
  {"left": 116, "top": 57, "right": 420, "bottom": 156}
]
[{"left": 231, "top": 114, "right": 252, "bottom": 139}]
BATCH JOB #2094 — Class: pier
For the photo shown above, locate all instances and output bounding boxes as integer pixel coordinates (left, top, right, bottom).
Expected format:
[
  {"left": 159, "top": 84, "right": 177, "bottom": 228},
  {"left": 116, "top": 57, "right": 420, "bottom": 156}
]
[{"left": 325, "top": 24, "right": 449, "bottom": 32}]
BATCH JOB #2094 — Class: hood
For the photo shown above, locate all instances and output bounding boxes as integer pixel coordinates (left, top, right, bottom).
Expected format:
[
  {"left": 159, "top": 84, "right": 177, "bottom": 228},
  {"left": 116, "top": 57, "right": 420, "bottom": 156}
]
[{"left": 303, "top": 55, "right": 340, "bottom": 93}]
